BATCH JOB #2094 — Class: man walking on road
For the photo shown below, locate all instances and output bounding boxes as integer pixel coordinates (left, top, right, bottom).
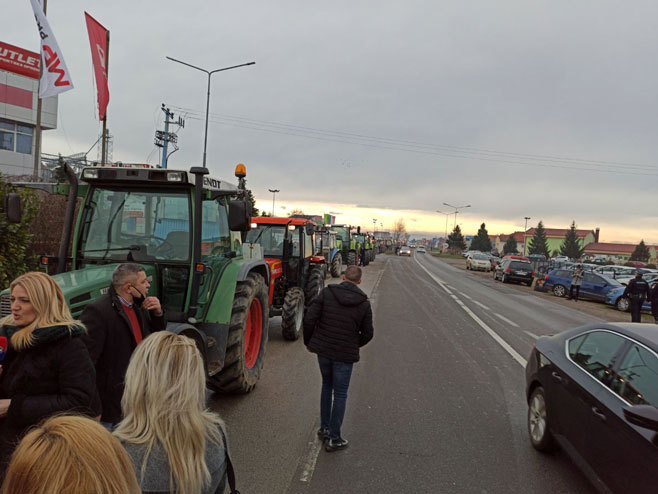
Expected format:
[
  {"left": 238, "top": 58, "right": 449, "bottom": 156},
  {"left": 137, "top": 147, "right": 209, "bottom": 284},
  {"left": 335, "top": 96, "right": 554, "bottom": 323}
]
[
  {"left": 622, "top": 270, "right": 651, "bottom": 323},
  {"left": 80, "top": 263, "right": 166, "bottom": 428},
  {"left": 303, "top": 265, "right": 374, "bottom": 452}
]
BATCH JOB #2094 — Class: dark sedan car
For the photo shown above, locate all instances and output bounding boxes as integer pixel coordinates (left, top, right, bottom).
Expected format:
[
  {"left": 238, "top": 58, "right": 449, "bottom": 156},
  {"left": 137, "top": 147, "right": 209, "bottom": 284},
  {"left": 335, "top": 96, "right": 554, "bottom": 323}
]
[
  {"left": 525, "top": 323, "right": 658, "bottom": 493},
  {"left": 493, "top": 259, "right": 534, "bottom": 285}
]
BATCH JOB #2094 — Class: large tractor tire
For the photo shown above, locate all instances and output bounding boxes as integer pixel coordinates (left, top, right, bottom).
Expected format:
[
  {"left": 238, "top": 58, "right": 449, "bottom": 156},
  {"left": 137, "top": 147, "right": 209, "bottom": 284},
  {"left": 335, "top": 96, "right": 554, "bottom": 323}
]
[
  {"left": 281, "top": 287, "right": 305, "bottom": 340},
  {"left": 330, "top": 253, "right": 342, "bottom": 278},
  {"left": 209, "top": 272, "right": 269, "bottom": 394},
  {"left": 305, "top": 265, "right": 325, "bottom": 306},
  {"left": 347, "top": 251, "right": 357, "bottom": 266},
  {"left": 372, "top": 249, "right": 376, "bottom": 261}
]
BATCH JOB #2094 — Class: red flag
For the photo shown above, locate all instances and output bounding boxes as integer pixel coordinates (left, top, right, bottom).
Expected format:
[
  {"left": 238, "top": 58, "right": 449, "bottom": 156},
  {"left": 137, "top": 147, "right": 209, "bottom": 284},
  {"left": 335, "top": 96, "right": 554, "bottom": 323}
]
[{"left": 84, "top": 12, "right": 109, "bottom": 121}]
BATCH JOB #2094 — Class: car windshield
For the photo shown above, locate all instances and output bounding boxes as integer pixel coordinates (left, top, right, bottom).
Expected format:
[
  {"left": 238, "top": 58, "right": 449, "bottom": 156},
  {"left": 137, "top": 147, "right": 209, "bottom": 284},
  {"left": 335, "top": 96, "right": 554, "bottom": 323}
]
[
  {"left": 79, "top": 187, "right": 191, "bottom": 261},
  {"left": 245, "top": 225, "right": 287, "bottom": 256},
  {"left": 473, "top": 254, "right": 488, "bottom": 260}
]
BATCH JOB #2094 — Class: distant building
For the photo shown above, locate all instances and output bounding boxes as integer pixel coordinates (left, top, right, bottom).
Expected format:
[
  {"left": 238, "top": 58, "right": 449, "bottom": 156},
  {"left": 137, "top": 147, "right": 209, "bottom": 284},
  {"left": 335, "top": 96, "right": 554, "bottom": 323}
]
[
  {"left": 583, "top": 242, "right": 657, "bottom": 264},
  {"left": 494, "top": 227, "right": 599, "bottom": 256},
  {"left": 0, "top": 41, "right": 58, "bottom": 177}
]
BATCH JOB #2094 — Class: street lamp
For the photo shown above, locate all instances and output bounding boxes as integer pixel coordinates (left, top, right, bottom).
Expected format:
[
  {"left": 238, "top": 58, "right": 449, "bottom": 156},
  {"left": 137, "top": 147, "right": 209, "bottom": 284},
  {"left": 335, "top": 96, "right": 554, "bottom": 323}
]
[
  {"left": 373, "top": 218, "right": 377, "bottom": 234},
  {"left": 166, "top": 57, "right": 255, "bottom": 169},
  {"left": 268, "top": 189, "right": 279, "bottom": 216},
  {"left": 436, "top": 210, "right": 451, "bottom": 251},
  {"left": 443, "top": 203, "right": 471, "bottom": 229},
  {"left": 523, "top": 216, "right": 531, "bottom": 256}
]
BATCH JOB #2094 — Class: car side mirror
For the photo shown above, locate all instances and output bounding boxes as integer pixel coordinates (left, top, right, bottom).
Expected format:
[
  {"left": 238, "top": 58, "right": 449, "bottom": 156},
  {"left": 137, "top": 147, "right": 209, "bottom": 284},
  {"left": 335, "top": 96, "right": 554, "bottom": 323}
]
[
  {"left": 228, "top": 200, "right": 251, "bottom": 232},
  {"left": 4, "top": 193, "right": 21, "bottom": 223},
  {"left": 623, "top": 405, "right": 658, "bottom": 432}
]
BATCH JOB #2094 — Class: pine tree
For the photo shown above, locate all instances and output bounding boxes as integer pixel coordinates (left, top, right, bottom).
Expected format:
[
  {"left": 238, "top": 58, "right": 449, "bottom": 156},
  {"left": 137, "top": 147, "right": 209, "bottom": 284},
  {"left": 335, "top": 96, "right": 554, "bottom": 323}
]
[
  {"left": 241, "top": 179, "right": 259, "bottom": 216},
  {"left": 447, "top": 225, "right": 466, "bottom": 253},
  {"left": 559, "top": 221, "right": 584, "bottom": 259},
  {"left": 470, "top": 223, "right": 492, "bottom": 252},
  {"left": 630, "top": 240, "right": 650, "bottom": 262},
  {"left": 527, "top": 220, "right": 550, "bottom": 257},
  {"left": 503, "top": 236, "right": 518, "bottom": 255}
]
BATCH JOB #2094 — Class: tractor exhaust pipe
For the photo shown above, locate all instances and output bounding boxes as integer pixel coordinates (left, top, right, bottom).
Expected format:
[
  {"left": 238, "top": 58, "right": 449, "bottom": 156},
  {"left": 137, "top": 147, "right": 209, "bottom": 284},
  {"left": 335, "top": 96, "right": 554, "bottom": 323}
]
[{"left": 56, "top": 163, "right": 78, "bottom": 274}]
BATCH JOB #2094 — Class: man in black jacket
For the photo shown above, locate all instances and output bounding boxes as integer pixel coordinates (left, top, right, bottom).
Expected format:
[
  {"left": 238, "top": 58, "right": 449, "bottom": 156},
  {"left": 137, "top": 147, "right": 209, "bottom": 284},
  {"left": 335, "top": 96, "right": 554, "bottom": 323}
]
[
  {"left": 303, "top": 265, "right": 374, "bottom": 452},
  {"left": 80, "top": 263, "right": 166, "bottom": 427},
  {"left": 622, "top": 270, "right": 651, "bottom": 323},
  {"left": 650, "top": 279, "right": 658, "bottom": 324}
]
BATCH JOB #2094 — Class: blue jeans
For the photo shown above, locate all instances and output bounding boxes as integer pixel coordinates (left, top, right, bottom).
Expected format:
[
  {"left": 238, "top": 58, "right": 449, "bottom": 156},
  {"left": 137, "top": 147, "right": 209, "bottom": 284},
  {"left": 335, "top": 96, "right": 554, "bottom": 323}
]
[{"left": 318, "top": 355, "right": 353, "bottom": 440}]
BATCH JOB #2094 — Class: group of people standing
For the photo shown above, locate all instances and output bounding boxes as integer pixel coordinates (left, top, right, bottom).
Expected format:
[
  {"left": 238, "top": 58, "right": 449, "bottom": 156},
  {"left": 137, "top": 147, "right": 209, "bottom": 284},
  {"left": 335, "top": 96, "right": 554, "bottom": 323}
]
[{"left": 0, "top": 264, "right": 231, "bottom": 494}]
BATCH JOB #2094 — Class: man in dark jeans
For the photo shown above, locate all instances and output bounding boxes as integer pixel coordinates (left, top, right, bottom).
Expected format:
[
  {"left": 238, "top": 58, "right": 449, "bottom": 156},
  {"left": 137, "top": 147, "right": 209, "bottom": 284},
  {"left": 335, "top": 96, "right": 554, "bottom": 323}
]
[
  {"left": 622, "top": 270, "right": 651, "bottom": 323},
  {"left": 303, "top": 265, "right": 374, "bottom": 452}
]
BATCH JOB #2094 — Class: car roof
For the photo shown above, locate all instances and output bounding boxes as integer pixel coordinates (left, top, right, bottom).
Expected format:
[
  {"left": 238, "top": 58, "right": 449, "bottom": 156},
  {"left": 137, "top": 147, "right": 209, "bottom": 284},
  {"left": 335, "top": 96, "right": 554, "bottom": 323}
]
[{"left": 552, "top": 322, "right": 658, "bottom": 349}]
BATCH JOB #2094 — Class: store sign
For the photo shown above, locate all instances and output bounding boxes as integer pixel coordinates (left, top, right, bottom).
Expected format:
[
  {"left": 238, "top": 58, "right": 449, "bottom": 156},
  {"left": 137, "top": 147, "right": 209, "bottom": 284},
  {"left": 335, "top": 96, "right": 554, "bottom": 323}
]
[{"left": 0, "top": 41, "right": 40, "bottom": 79}]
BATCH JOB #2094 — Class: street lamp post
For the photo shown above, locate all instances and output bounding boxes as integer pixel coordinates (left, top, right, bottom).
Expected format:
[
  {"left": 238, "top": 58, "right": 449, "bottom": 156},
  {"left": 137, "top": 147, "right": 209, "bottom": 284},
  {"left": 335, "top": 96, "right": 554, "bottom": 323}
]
[
  {"left": 268, "top": 189, "right": 280, "bottom": 216},
  {"left": 523, "top": 216, "right": 531, "bottom": 256},
  {"left": 436, "top": 210, "right": 450, "bottom": 251},
  {"left": 166, "top": 57, "right": 255, "bottom": 169},
  {"left": 443, "top": 202, "right": 471, "bottom": 229}
]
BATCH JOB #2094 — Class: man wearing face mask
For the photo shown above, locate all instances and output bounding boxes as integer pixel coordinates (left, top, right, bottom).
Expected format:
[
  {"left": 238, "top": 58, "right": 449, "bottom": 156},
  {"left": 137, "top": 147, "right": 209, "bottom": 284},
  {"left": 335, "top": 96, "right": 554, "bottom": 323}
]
[{"left": 80, "top": 263, "right": 166, "bottom": 428}]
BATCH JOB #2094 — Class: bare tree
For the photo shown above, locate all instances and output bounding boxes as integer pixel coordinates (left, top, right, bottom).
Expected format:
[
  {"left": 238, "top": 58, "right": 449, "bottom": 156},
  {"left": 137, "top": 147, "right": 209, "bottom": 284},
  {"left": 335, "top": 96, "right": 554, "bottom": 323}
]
[
  {"left": 288, "top": 208, "right": 305, "bottom": 216},
  {"left": 392, "top": 218, "right": 406, "bottom": 243}
]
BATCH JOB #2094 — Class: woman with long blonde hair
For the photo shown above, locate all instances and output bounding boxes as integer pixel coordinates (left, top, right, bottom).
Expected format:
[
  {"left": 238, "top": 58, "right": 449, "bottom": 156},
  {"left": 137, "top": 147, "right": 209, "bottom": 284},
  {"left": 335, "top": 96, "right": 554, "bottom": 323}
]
[
  {"left": 0, "top": 272, "right": 99, "bottom": 474},
  {"left": 114, "top": 331, "right": 230, "bottom": 494},
  {"left": 1, "top": 415, "right": 140, "bottom": 494}
]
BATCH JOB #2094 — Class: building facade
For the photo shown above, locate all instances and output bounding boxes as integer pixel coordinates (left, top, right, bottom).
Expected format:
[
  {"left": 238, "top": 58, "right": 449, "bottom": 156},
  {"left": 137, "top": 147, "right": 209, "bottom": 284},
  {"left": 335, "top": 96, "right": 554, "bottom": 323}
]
[{"left": 0, "top": 41, "right": 58, "bottom": 177}]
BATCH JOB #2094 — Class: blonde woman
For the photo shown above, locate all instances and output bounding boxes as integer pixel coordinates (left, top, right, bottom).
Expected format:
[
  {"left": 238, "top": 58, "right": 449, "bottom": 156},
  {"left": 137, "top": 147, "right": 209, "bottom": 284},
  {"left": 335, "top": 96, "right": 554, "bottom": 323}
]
[
  {"left": 1, "top": 415, "right": 140, "bottom": 494},
  {"left": 114, "top": 332, "right": 230, "bottom": 494},
  {"left": 0, "top": 272, "right": 98, "bottom": 473}
]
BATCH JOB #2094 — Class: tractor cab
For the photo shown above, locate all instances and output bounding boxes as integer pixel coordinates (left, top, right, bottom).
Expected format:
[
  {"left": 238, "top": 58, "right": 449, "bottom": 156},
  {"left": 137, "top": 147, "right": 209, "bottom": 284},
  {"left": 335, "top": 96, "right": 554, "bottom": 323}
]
[
  {"left": 330, "top": 224, "right": 359, "bottom": 266},
  {"left": 246, "top": 217, "right": 325, "bottom": 340},
  {"left": 315, "top": 225, "right": 342, "bottom": 278}
]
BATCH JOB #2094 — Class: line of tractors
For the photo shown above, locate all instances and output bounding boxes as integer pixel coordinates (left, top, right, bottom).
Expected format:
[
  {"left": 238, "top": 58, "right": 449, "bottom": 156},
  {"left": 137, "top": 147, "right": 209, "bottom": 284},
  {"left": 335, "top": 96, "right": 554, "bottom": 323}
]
[{"left": 0, "top": 163, "right": 379, "bottom": 395}]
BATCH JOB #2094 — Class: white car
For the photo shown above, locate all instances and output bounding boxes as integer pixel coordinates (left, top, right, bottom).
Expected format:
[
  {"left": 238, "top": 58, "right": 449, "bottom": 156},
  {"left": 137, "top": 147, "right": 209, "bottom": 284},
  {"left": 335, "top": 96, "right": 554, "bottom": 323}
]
[
  {"left": 417, "top": 246, "right": 426, "bottom": 253},
  {"left": 466, "top": 253, "right": 491, "bottom": 271},
  {"left": 399, "top": 246, "right": 412, "bottom": 257}
]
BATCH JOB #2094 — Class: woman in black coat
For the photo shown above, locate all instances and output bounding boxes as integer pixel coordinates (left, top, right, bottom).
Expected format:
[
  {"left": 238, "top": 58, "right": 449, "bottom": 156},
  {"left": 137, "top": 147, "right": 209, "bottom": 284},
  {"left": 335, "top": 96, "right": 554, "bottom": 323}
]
[{"left": 0, "top": 272, "right": 98, "bottom": 474}]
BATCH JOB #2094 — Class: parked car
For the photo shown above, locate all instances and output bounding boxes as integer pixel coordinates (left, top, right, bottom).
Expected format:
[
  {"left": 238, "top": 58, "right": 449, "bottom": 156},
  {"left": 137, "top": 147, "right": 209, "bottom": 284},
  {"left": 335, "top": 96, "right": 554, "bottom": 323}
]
[
  {"left": 552, "top": 255, "right": 570, "bottom": 263},
  {"left": 593, "top": 265, "right": 637, "bottom": 279},
  {"left": 502, "top": 255, "right": 530, "bottom": 262},
  {"left": 527, "top": 254, "right": 547, "bottom": 262},
  {"left": 543, "top": 269, "right": 623, "bottom": 301},
  {"left": 525, "top": 323, "right": 658, "bottom": 493},
  {"left": 605, "top": 276, "right": 657, "bottom": 312},
  {"left": 489, "top": 256, "right": 501, "bottom": 270},
  {"left": 417, "top": 246, "right": 426, "bottom": 254},
  {"left": 399, "top": 246, "right": 412, "bottom": 257},
  {"left": 466, "top": 253, "right": 491, "bottom": 272},
  {"left": 493, "top": 259, "right": 534, "bottom": 285}
]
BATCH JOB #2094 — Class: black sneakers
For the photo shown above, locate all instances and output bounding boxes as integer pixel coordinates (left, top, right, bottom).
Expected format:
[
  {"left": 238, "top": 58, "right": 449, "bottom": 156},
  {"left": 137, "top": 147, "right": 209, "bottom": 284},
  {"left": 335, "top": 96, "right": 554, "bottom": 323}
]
[
  {"left": 317, "top": 428, "right": 329, "bottom": 440},
  {"left": 325, "top": 438, "right": 349, "bottom": 452}
]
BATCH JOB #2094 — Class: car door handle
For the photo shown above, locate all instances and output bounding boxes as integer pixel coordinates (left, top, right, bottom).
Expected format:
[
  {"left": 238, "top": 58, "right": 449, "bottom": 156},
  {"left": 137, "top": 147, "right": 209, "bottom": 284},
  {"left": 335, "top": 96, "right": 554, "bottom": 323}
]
[
  {"left": 592, "top": 407, "right": 607, "bottom": 422},
  {"left": 551, "top": 372, "right": 564, "bottom": 383}
]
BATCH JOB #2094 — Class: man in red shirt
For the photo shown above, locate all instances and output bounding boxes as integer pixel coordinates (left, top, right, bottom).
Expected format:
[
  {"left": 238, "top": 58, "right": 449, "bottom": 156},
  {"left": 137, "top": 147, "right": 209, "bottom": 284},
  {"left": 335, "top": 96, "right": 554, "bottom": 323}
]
[{"left": 81, "top": 263, "right": 166, "bottom": 428}]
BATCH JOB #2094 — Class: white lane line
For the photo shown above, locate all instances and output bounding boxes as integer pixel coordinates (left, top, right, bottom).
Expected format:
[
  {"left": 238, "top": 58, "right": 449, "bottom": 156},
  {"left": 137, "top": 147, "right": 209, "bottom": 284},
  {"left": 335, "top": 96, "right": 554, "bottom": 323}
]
[
  {"left": 472, "top": 300, "right": 490, "bottom": 311},
  {"left": 458, "top": 291, "right": 473, "bottom": 300},
  {"left": 415, "top": 257, "right": 527, "bottom": 367},
  {"left": 524, "top": 330, "right": 540, "bottom": 340},
  {"left": 299, "top": 436, "right": 323, "bottom": 482},
  {"left": 494, "top": 313, "right": 520, "bottom": 328}
]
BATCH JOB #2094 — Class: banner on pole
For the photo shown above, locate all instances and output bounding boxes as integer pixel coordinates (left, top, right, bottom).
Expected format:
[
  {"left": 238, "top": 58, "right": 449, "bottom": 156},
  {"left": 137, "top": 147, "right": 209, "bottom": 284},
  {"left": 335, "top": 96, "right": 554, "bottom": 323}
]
[
  {"left": 84, "top": 12, "right": 110, "bottom": 121},
  {"left": 29, "top": 0, "right": 74, "bottom": 98}
]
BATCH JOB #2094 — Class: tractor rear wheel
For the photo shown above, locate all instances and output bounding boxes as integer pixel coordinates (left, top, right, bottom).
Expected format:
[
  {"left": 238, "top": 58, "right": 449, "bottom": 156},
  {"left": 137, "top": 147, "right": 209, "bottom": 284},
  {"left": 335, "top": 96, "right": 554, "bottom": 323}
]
[
  {"left": 305, "top": 265, "right": 325, "bottom": 306},
  {"left": 209, "top": 272, "right": 269, "bottom": 394},
  {"left": 281, "top": 287, "right": 305, "bottom": 340},
  {"left": 347, "top": 251, "right": 357, "bottom": 266},
  {"left": 330, "top": 253, "right": 342, "bottom": 277}
]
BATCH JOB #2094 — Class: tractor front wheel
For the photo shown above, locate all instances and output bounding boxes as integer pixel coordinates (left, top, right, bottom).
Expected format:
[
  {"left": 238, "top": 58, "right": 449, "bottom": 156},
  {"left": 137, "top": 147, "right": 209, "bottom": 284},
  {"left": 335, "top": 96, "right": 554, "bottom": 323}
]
[
  {"left": 330, "top": 253, "right": 342, "bottom": 277},
  {"left": 209, "top": 272, "right": 269, "bottom": 394},
  {"left": 305, "top": 265, "right": 325, "bottom": 306},
  {"left": 347, "top": 251, "right": 357, "bottom": 266},
  {"left": 281, "top": 287, "right": 305, "bottom": 340}
]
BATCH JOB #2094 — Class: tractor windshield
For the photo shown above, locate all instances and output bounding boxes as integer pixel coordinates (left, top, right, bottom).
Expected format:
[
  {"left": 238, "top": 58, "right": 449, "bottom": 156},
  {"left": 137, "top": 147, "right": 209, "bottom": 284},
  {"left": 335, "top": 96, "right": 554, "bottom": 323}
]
[
  {"left": 245, "top": 225, "right": 287, "bottom": 256},
  {"left": 78, "top": 187, "right": 192, "bottom": 261},
  {"left": 332, "top": 226, "right": 350, "bottom": 242}
]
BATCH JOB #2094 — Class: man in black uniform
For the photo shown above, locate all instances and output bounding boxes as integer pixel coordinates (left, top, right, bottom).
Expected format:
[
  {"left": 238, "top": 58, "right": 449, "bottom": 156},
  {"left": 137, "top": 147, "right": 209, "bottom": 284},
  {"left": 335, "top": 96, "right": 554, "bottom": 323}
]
[{"left": 622, "top": 270, "right": 651, "bottom": 322}]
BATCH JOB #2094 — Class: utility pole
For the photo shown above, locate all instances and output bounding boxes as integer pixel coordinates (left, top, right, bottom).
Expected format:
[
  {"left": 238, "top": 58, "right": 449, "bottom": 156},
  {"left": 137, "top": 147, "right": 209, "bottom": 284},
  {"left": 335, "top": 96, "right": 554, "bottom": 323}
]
[
  {"left": 523, "top": 216, "right": 531, "bottom": 256},
  {"left": 268, "top": 189, "right": 279, "bottom": 216},
  {"left": 154, "top": 104, "right": 184, "bottom": 168},
  {"left": 32, "top": 0, "right": 48, "bottom": 181}
]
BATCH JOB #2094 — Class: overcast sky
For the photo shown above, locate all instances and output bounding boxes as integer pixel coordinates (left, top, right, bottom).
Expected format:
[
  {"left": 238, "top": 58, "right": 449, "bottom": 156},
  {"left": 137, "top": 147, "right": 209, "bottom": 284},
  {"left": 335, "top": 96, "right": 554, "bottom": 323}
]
[{"left": 4, "top": 1, "right": 658, "bottom": 242}]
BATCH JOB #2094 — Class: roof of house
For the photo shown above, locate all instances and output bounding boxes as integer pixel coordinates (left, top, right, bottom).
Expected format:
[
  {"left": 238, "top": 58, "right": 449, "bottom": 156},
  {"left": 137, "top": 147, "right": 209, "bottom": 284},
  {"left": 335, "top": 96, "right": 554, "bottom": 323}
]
[
  {"left": 498, "top": 231, "right": 525, "bottom": 242},
  {"left": 525, "top": 228, "right": 593, "bottom": 238},
  {"left": 584, "top": 242, "right": 657, "bottom": 254}
]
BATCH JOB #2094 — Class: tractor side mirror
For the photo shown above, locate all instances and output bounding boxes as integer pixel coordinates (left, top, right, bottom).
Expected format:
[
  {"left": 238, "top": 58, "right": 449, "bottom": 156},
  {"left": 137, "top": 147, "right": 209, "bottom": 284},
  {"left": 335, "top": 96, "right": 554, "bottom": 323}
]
[
  {"left": 229, "top": 200, "right": 251, "bottom": 232},
  {"left": 5, "top": 193, "right": 22, "bottom": 223},
  {"left": 305, "top": 224, "right": 314, "bottom": 235}
]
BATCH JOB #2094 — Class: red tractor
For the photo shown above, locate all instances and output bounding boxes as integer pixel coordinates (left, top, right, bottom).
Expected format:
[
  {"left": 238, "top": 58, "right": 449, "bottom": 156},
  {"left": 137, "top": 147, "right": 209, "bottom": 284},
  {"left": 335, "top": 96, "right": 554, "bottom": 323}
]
[{"left": 245, "top": 217, "right": 326, "bottom": 340}]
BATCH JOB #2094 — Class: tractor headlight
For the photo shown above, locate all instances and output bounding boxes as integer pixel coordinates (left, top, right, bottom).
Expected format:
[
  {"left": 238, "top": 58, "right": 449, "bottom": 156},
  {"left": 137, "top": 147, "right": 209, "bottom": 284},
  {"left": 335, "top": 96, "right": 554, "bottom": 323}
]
[
  {"left": 83, "top": 169, "right": 99, "bottom": 179},
  {"left": 167, "top": 172, "right": 184, "bottom": 182}
]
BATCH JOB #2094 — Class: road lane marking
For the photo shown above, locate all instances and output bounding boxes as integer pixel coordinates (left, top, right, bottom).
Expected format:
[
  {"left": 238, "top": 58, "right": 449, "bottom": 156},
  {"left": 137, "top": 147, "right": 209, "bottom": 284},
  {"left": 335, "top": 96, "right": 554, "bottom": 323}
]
[
  {"left": 494, "top": 313, "right": 520, "bottom": 327},
  {"left": 458, "top": 291, "right": 473, "bottom": 300},
  {"left": 414, "top": 256, "right": 527, "bottom": 367},
  {"left": 472, "top": 300, "right": 490, "bottom": 310},
  {"left": 299, "top": 436, "right": 323, "bottom": 483},
  {"left": 524, "top": 330, "right": 539, "bottom": 340}
]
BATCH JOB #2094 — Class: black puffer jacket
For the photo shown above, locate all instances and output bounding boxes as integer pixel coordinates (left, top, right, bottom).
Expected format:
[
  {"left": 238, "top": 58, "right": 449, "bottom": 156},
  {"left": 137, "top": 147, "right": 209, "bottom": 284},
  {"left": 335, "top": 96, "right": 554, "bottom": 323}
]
[
  {"left": 303, "top": 282, "right": 374, "bottom": 363},
  {"left": 0, "top": 324, "right": 98, "bottom": 472}
]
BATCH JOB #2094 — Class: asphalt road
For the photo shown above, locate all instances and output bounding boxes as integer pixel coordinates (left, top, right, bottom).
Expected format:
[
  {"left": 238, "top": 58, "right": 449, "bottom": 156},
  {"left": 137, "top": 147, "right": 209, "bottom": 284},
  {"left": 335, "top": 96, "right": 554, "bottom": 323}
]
[{"left": 209, "top": 253, "right": 600, "bottom": 494}]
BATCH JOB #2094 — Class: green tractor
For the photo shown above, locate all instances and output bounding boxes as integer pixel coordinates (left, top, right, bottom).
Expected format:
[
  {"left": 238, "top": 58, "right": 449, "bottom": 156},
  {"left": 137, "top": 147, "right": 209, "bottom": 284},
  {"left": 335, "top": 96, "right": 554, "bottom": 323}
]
[
  {"left": 330, "top": 224, "right": 359, "bottom": 266},
  {"left": 1, "top": 164, "right": 271, "bottom": 394},
  {"left": 352, "top": 231, "right": 370, "bottom": 266}
]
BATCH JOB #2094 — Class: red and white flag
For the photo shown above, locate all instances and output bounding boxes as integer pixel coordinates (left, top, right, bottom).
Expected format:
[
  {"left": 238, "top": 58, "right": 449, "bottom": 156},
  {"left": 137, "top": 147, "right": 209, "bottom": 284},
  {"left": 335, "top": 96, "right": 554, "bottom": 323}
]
[
  {"left": 84, "top": 12, "right": 110, "bottom": 121},
  {"left": 29, "top": 0, "right": 74, "bottom": 98}
]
